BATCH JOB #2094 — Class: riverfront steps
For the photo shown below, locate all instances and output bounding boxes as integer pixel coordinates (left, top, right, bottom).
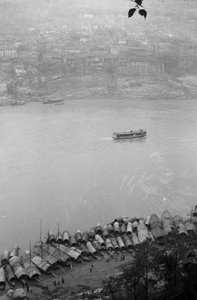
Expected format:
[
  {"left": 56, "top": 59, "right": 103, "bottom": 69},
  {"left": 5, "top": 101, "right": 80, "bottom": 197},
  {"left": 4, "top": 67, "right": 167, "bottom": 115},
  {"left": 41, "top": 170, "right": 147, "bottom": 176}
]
[{"left": 0, "top": 205, "right": 197, "bottom": 289}]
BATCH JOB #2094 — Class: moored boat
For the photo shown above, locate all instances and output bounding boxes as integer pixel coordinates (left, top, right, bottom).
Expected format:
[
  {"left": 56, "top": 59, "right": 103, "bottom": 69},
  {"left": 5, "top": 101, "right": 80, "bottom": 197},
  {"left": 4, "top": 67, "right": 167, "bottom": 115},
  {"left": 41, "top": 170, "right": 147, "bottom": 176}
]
[
  {"left": 9, "top": 256, "right": 28, "bottom": 281},
  {"left": 0, "top": 267, "right": 6, "bottom": 290},
  {"left": 56, "top": 232, "right": 63, "bottom": 244},
  {"left": 1, "top": 250, "right": 10, "bottom": 267},
  {"left": 4, "top": 264, "right": 16, "bottom": 287},
  {"left": 62, "top": 230, "right": 70, "bottom": 246},
  {"left": 22, "top": 251, "right": 41, "bottom": 280},
  {"left": 112, "top": 129, "right": 146, "bottom": 140},
  {"left": 10, "top": 101, "right": 25, "bottom": 106},
  {"left": 10, "top": 245, "right": 19, "bottom": 258},
  {"left": 31, "top": 254, "right": 52, "bottom": 273},
  {"left": 43, "top": 98, "right": 64, "bottom": 104},
  {"left": 161, "top": 210, "right": 175, "bottom": 235}
]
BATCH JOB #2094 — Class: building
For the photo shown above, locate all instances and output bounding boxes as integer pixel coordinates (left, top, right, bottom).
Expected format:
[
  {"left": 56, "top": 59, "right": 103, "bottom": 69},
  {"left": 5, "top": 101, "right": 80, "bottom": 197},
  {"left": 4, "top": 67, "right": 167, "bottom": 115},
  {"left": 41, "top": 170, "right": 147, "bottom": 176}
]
[{"left": 0, "top": 46, "right": 17, "bottom": 57}]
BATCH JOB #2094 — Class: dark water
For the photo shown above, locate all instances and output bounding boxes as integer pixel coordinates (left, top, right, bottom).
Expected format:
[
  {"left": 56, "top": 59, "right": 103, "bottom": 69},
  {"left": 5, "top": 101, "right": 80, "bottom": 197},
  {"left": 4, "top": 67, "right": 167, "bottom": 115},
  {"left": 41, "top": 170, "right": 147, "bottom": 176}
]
[{"left": 1, "top": 99, "right": 197, "bottom": 254}]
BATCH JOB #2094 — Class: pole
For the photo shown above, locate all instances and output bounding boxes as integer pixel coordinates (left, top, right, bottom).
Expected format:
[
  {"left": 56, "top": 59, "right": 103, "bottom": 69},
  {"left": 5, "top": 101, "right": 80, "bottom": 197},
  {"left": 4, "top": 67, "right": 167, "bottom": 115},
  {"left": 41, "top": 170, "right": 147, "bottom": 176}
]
[
  {"left": 58, "top": 265, "right": 66, "bottom": 273},
  {"left": 40, "top": 219, "right": 42, "bottom": 242},
  {"left": 50, "top": 271, "right": 57, "bottom": 278},
  {"left": 30, "top": 241, "right": 31, "bottom": 266},
  {"left": 35, "top": 278, "right": 43, "bottom": 284},
  {"left": 69, "top": 260, "right": 73, "bottom": 271}
]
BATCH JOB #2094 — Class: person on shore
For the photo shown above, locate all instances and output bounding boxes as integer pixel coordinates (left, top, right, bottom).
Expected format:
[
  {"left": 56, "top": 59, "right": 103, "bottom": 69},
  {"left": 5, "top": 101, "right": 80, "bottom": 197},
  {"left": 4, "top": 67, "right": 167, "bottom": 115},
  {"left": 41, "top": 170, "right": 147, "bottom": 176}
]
[{"left": 26, "top": 282, "right": 29, "bottom": 292}]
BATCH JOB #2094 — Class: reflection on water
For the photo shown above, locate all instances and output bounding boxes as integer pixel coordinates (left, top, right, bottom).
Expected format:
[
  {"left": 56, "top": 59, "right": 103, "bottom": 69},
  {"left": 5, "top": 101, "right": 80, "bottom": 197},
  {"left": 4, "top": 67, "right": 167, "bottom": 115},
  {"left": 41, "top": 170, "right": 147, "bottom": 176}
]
[{"left": 0, "top": 99, "right": 197, "bottom": 253}]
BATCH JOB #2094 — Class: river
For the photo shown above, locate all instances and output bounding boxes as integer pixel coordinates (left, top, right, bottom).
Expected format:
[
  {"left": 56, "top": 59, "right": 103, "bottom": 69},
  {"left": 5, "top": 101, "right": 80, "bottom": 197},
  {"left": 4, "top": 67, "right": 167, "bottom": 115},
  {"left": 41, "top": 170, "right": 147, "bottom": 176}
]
[{"left": 0, "top": 99, "right": 197, "bottom": 254}]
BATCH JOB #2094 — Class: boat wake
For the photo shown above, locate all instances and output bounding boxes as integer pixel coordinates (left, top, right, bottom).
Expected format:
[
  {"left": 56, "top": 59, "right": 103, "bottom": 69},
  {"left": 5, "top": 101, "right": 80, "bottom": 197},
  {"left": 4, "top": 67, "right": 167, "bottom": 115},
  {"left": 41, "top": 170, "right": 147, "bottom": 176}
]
[{"left": 99, "top": 137, "right": 113, "bottom": 141}]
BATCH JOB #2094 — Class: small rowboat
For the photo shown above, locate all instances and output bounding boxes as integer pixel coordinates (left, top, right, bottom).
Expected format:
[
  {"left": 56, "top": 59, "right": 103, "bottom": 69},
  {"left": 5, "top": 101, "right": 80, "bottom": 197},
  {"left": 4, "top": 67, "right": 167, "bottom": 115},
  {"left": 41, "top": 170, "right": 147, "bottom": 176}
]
[{"left": 112, "top": 129, "right": 146, "bottom": 140}]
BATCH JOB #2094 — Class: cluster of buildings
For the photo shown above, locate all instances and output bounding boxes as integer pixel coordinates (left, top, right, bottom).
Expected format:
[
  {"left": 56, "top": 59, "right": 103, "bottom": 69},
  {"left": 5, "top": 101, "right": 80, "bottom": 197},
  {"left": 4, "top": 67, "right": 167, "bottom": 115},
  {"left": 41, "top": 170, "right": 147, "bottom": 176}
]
[{"left": 0, "top": 1, "right": 196, "bottom": 86}]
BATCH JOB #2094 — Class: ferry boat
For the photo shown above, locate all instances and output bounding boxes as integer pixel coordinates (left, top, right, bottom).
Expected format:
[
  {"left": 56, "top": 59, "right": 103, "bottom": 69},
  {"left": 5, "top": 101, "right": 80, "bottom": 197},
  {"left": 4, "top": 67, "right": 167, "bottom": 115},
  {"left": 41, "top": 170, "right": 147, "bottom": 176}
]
[
  {"left": 112, "top": 129, "right": 147, "bottom": 140},
  {"left": 43, "top": 98, "right": 64, "bottom": 104}
]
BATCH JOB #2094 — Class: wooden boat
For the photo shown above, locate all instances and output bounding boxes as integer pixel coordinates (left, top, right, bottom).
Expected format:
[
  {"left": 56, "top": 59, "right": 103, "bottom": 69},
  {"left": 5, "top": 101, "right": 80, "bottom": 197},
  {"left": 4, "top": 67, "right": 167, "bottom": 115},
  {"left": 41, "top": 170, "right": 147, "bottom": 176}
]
[
  {"left": 110, "top": 237, "right": 119, "bottom": 251},
  {"left": 62, "top": 230, "right": 70, "bottom": 246},
  {"left": 56, "top": 232, "right": 63, "bottom": 244},
  {"left": 112, "top": 129, "right": 146, "bottom": 140},
  {"left": 1, "top": 250, "right": 10, "bottom": 267},
  {"left": 184, "top": 215, "right": 195, "bottom": 233},
  {"left": 131, "top": 232, "right": 140, "bottom": 251},
  {"left": 95, "top": 234, "right": 105, "bottom": 247},
  {"left": 103, "top": 226, "right": 109, "bottom": 239},
  {"left": 105, "top": 239, "right": 113, "bottom": 252},
  {"left": 75, "top": 230, "right": 82, "bottom": 244},
  {"left": 89, "top": 228, "right": 96, "bottom": 241},
  {"left": 116, "top": 236, "right": 125, "bottom": 251},
  {"left": 33, "top": 242, "right": 59, "bottom": 268},
  {"left": 123, "top": 235, "right": 133, "bottom": 252},
  {"left": 92, "top": 241, "right": 105, "bottom": 255},
  {"left": 31, "top": 254, "right": 52, "bottom": 273},
  {"left": 192, "top": 205, "right": 197, "bottom": 217},
  {"left": 10, "top": 245, "right": 19, "bottom": 258},
  {"left": 4, "top": 264, "right": 16, "bottom": 287},
  {"left": 58, "top": 244, "right": 82, "bottom": 262},
  {"left": 86, "top": 242, "right": 97, "bottom": 256},
  {"left": 0, "top": 267, "right": 6, "bottom": 290},
  {"left": 114, "top": 222, "right": 120, "bottom": 236},
  {"left": 47, "top": 232, "right": 56, "bottom": 245},
  {"left": 9, "top": 256, "right": 28, "bottom": 281},
  {"left": 137, "top": 222, "right": 149, "bottom": 243},
  {"left": 43, "top": 98, "right": 64, "bottom": 104},
  {"left": 81, "top": 232, "right": 89, "bottom": 245},
  {"left": 161, "top": 210, "right": 175, "bottom": 234},
  {"left": 22, "top": 251, "right": 41, "bottom": 280},
  {"left": 70, "top": 236, "right": 77, "bottom": 247},
  {"left": 36, "top": 242, "right": 70, "bottom": 266},
  {"left": 95, "top": 223, "right": 103, "bottom": 236},
  {"left": 126, "top": 222, "right": 133, "bottom": 237}
]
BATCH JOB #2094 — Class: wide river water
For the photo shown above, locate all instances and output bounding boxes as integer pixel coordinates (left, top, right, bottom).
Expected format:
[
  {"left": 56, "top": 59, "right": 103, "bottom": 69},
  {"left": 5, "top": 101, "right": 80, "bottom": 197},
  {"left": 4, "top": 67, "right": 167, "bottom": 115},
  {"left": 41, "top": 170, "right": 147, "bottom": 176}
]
[{"left": 1, "top": 99, "right": 197, "bottom": 254}]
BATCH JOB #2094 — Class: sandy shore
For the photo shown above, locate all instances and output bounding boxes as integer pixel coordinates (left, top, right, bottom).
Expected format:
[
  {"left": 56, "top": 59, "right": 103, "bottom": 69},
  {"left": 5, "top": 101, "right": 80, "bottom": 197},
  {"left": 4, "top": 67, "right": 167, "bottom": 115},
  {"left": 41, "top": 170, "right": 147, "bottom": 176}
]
[{"left": 0, "top": 252, "right": 133, "bottom": 300}]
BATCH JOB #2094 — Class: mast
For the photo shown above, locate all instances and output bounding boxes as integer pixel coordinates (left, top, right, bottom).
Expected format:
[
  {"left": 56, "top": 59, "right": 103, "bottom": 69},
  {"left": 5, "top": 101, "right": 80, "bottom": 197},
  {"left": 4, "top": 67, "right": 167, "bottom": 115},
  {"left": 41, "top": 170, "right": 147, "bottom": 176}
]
[
  {"left": 40, "top": 219, "right": 43, "bottom": 259},
  {"left": 29, "top": 241, "right": 31, "bottom": 265},
  {"left": 58, "top": 223, "right": 60, "bottom": 250},
  {"left": 40, "top": 219, "right": 42, "bottom": 242}
]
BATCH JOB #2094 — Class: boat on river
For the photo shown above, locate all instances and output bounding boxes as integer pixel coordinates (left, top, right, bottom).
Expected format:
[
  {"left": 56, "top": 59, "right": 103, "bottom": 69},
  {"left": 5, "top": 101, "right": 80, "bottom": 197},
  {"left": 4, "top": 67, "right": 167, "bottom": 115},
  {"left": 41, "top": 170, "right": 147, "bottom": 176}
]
[
  {"left": 43, "top": 98, "right": 64, "bottom": 104},
  {"left": 112, "top": 129, "right": 146, "bottom": 140},
  {"left": 10, "top": 101, "right": 25, "bottom": 106}
]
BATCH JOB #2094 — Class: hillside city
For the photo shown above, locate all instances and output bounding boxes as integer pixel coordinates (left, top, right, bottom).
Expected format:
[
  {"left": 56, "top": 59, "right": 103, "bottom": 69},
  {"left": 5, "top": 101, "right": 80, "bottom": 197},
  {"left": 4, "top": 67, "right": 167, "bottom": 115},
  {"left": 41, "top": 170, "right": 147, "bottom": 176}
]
[{"left": 0, "top": 0, "right": 197, "bottom": 103}]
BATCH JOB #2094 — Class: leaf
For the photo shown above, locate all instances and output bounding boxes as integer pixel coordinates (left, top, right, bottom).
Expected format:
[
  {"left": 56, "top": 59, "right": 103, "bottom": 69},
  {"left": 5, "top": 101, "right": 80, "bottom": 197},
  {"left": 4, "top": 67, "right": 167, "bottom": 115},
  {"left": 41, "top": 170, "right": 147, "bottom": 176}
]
[
  {"left": 135, "top": 0, "right": 143, "bottom": 5},
  {"left": 128, "top": 8, "right": 136, "bottom": 18},
  {"left": 138, "top": 9, "right": 147, "bottom": 19}
]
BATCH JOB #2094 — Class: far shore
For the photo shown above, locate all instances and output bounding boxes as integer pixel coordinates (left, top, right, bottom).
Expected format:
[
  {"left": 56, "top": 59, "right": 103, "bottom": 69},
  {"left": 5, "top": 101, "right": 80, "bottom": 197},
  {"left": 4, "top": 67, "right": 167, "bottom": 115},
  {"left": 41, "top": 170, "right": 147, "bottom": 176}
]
[{"left": 1, "top": 73, "right": 197, "bottom": 106}]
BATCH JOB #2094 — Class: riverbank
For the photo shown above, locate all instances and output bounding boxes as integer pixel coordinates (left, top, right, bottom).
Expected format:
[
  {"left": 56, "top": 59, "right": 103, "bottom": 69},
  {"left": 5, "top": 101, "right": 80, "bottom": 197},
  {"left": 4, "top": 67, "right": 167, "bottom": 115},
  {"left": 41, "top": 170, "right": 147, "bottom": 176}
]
[
  {"left": 0, "top": 206, "right": 197, "bottom": 300},
  {"left": 0, "top": 73, "right": 197, "bottom": 106},
  {"left": 0, "top": 252, "right": 133, "bottom": 300}
]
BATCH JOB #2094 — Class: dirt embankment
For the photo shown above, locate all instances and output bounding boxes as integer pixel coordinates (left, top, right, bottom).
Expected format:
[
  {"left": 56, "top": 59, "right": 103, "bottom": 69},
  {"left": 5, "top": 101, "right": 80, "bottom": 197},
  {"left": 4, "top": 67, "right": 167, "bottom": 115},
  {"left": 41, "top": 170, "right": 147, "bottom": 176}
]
[{"left": 0, "top": 73, "right": 197, "bottom": 105}]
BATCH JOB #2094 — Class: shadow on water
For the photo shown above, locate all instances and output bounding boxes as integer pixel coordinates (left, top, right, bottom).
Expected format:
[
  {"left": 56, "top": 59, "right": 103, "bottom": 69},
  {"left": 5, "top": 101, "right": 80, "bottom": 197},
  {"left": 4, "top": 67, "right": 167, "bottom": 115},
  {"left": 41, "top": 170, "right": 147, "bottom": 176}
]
[{"left": 112, "top": 137, "right": 147, "bottom": 144}]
